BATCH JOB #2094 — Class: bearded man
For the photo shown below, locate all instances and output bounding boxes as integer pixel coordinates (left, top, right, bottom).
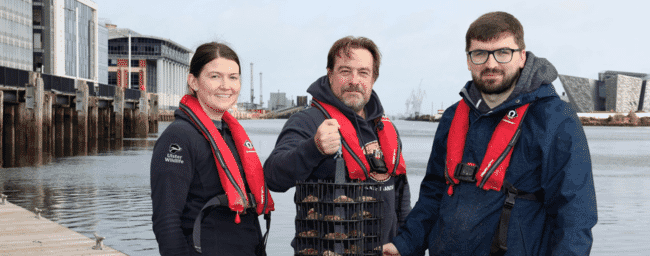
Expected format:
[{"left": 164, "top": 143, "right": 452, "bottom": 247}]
[
  {"left": 383, "top": 11, "right": 597, "bottom": 256},
  {"left": 264, "top": 36, "right": 411, "bottom": 250}
]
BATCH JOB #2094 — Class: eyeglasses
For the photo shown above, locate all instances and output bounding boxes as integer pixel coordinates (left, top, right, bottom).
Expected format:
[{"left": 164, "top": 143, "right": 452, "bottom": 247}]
[{"left": 467, "top": 48, "right": 521, "bottom": 65}]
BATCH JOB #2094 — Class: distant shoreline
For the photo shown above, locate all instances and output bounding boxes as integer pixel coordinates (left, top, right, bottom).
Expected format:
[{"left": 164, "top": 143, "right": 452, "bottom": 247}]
[
  {"left": 578, "top": 112, "right": 650, "bottom": 126},
  {"left": 403, "top": 112, "right": 650, "bottom": 126}
]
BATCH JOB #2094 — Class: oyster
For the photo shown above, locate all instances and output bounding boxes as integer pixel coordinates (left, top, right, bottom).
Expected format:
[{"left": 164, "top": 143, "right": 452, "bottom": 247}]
[
  {"left": 323, "top": 215, "right": 343, "bottom": 221},
  {"left": 323, "top": 232, "right": 348, "bottom": 240},
  {"left": 352, "top": 210, "right": 372, "bottom": 219},
  {"left": 305, "top": 208, "right": 321, "bottom": 220},
  {"left": 344, "top": 245, "right": 360, "bottom": 254},
  {"left": 298, "top": 248, "right": 318, "bottom": 255},
  {"left": 298, "top": 229, "right": 318, "bottom": 238},
  {"left": 333, "top": 195, "right": 354, "bottom": 203},
  {"left": 322, "top": 251, "right": 341, "bottom": 256},
  {"left": 302, "top": 194, "right": 319, "bottom": 203},
  {"left": 347, "top": 230, "right": 365, "bottom": 237}
]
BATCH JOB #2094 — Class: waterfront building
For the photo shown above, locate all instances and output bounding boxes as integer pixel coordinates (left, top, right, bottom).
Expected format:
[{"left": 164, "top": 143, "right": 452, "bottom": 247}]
[
  {"left": 107, "top": 25, "right": 191, "bottom": 110},
  {"left": 32, "top": 0, "right": 100, "bottom": 83},
  {"left": 98, "top": 20, "right": 108, "bottom": 84},
  {"left": 269, "top": 92, "right": 295, "bottom": 110},
  {"left": 559, "top": 71, "right": 650, "bottom": 113},
  {"left": 1, "top": 0, "right": 33, "bottom": 71}
]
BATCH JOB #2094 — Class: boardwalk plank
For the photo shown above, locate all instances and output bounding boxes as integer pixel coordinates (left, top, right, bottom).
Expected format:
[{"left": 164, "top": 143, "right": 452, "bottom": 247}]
[{"left": 0, "top": 201, "right": 128, "bottom": 256}]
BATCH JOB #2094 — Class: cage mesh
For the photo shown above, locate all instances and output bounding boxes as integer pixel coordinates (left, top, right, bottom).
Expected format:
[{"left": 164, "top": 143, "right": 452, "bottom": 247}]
[{"left": 295, "top": 180, "right": 383, "bottom": 256}]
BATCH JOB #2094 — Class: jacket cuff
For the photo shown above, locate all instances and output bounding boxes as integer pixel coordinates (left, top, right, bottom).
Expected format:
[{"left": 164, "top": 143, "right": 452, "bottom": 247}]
[
  {"left": 303, "top": 135, "right": 330, "bottom": 163},
  {"left": 392, "top": 235, "right": 412, "bottom": 256}
]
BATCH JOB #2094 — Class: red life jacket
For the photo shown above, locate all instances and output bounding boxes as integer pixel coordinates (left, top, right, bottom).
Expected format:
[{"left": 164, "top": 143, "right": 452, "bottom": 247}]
[
  {"left": 312, "top": 99, "right": 406, "bottom": 181},
  {"left": 445, "top": 99, "right": 530, "bottom": 196},
  {"left": 179, "top": 95, "right": 274, "bottom": 223}
]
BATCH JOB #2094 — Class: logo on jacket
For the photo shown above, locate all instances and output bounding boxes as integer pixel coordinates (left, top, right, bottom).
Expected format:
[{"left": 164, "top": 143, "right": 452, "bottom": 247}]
[
  {"left": 244, "top": 140, "right": 254, "bottom": 150},
  {"left": 169, "top": 143, "right": 182, "bottom": 153},
  {"left": 507, "top": 109, "right": 518, "bottom": 119}
]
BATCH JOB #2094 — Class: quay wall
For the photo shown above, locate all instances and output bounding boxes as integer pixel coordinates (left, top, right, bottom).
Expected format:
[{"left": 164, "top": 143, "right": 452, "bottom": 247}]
[{"left": 1, "top": 69, "right": 159, "bottom": 168}]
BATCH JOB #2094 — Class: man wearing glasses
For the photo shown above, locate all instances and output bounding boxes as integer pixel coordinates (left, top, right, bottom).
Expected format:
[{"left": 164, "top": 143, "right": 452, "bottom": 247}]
[{"left": 383, "top": 11, "right": 597, "bottom": 256}]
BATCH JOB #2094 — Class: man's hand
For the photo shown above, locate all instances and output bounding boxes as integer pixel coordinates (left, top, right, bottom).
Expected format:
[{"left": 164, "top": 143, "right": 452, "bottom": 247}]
[
  {"left": 382, "top": 243, "right": 401, "bottom": 256},
  {"left": 314, "top": 119, "right": 340, "bottom": 155}
]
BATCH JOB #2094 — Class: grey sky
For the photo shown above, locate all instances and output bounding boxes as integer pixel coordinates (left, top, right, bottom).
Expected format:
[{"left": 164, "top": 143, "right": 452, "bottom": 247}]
[{"left": 96, "top": 0, "right": 648, "bottom": 115}]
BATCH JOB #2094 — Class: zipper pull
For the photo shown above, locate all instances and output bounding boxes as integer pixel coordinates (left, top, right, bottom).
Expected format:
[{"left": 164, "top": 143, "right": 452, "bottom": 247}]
[
  {"left": 447, "top": 185, "right": 454, "bottom": 196},
  {"left": 234, "top": 212, "right": 241, "bottom": 224}
]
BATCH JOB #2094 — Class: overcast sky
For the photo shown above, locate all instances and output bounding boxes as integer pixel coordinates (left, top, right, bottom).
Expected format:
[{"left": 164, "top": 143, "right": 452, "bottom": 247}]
[{"left": 95, "top": 0, "right": 648, "bottom": 116}]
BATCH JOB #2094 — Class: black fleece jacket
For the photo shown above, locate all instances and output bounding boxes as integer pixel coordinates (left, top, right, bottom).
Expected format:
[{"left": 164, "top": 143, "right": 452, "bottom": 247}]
[
  {"left": 150, "top": 109, "right": 264, "bottom": 256},
  {"left": 263, "top": 75, "right": 412, "bottom": 245}
]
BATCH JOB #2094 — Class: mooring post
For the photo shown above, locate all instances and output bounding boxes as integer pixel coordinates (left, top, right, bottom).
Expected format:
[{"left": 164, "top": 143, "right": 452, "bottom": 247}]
[
  {"left": 92, "top": 232, "right": 105, "bottom": 250},
  {"left": 54, "top": 107, "right": 64, "bottom": 157},
  {"left": 44, "top": 93, "right": 54, "bottom": 161},
  {"left": 34, "top": 207, "right": 42, "bottom": 219},
  {"left": 88, "top": 97, "right": 98, "bottom": 155},
  {"left": 64, "top": 107, "right": 73, "bottom": 157},
  {"left": 26, "top": 72, "right": 44, "bottom": 165},
  {"left": 1, "top": 194, "right": 7, "bottom": 204},
  {"left": 75, "top": 80, "right": 89, "bottom": 156},
  {"left": 0, "top": 90, "right": 3, "bottom": 168},
  {"left": 149, "top": 93, "right": 158, "bottom": 134},
  {"left": 16, "top": 102, "right": 28, "bottom": 167},
  {"left": 113, "top": 86, "right": 124, "bottom": 139},
  {"left": 3, "top": 105, "right": 16, "bottom": 167},
  {"left": 135, "top": 90, "right": 149, "bottom": 138}
]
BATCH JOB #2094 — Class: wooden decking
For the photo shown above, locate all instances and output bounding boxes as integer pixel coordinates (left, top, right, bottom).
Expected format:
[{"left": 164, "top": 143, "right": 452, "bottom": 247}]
[{"left": 0, "top": 200, "right": 127, "bottom": 256}]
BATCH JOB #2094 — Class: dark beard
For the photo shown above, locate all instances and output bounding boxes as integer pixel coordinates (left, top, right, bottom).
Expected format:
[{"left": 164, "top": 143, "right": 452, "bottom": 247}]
[{"left": 472, "top": 68, "right": 520, "bottom": 95}]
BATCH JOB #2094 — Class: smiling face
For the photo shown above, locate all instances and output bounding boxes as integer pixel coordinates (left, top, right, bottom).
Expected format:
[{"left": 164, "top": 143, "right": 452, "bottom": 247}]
[
  {"left": 467, "top": 33, "right": 526, "bottom": 95},
  {"left": 327, "top": 48, "right": 375, "bottom": 116},
  {"left": 188, "top": 57, "right": 241, "bottom": 120}
]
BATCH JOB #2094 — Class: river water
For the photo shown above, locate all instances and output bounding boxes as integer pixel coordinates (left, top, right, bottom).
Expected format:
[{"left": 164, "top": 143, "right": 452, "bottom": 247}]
[{"left": 1, "top": 119, "right": 648, "bottom": 255}]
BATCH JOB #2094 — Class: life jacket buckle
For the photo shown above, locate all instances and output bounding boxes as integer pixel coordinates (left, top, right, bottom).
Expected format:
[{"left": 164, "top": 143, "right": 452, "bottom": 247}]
[
  {"left": 454, "top": 163, "right": 478, "bottom": 183},
  {"left": 366, "top": 149, "right": 388, "bottom": 174},
  {"left": 504, "top": 189, "right": 517, "bottom": 209}
]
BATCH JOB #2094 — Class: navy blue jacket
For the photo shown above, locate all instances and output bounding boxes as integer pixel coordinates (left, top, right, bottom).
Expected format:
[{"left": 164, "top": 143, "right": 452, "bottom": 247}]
[
  {"left": 150, "top": 109, "right": 264, "bottom": 256},
  {"left": 393, "top": 52, "right": 597, "bottom": 256},
  {"left": 263, "top": 75, "right": 412, "bottom": 245}
]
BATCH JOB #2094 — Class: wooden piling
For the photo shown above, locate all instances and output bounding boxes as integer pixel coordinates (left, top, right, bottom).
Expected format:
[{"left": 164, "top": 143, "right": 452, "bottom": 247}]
[
  {"left": 104, "top": 107, "right": 112, "bottom": 140},
  {"left": 26, "top": 72, "right": 44, "bottom": 165},
  {"left": 113, "top": 87, "right": 124, "bottom": 139},
  {"left": 149, "top": 93, "right": 158, "bottom": 134},
  {"left": 135, "top": 91, "right": 149, "bottom": 138},
  {"left": 0, "top": 91, "right": 3, "bottom": 168},
  {"left": 64, "top": 108, "right": 73, "bottom": 156},
  {"left": 44, "top": 93, "right": 54, "bottom": 162},
  {"left": 16, "top": 102, "right": 28, "bottom": 167},
  {"left": 75, "top": 81, "right": 89, "bottom": 156},
  {"left": 88, "top": 98, "right": 98, "bottom": 155},
  {"left": 54, "top": 107, "right": 64, "bottom": 158},
  {"left": 3, "top": 105, "right": 15, "bottom": 167}
]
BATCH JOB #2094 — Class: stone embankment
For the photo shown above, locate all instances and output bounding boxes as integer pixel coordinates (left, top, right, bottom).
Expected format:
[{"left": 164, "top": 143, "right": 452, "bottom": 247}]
[{"left": 580, "top": 112, "right": 650, "bottom": 126}]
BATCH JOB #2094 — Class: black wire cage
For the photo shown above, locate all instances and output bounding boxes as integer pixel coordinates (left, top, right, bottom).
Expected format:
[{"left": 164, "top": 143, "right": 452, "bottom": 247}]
[{"left": 294, "top": 180, "right": 384, "bottom": 256}]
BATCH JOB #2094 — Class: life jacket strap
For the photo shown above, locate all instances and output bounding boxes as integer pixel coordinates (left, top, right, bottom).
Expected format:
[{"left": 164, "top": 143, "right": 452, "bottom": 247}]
[
  {"left": 193, "top": 193, "right": 268, "bottom": 254},
  {"left": 490, "top": 180, "right": 543, "bottom": 256}
]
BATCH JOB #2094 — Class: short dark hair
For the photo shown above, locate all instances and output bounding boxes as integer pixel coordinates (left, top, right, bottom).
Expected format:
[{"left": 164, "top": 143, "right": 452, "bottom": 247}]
[
  {"left": 327, "top": 36, "right": 381, "bottom": 81},
  {"left": 465, "top": 11, "right": 525, "bottom": 52},
  {"left": 187, "top": 42, "right": 241, "bottom": 96}
]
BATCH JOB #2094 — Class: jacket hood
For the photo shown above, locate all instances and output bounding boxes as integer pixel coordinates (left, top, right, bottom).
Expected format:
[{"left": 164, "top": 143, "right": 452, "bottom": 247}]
[
  {"left": 307, "top": 75, "right": 384, "bottom": 120},
  {"left": 461, "top": 51, "right": 560, "bottom": 111}
]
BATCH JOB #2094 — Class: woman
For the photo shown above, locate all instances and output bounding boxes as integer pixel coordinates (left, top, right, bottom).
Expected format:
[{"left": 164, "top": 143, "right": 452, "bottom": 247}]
[{"left": 151, "top": 42, "right": 274, "bottom": 256}]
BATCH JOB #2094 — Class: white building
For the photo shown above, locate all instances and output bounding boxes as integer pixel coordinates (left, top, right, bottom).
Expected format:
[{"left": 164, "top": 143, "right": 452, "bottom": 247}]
[
  {"left": 108, "top": 25, "right": 191, "bottom": 110},
  {"left": 1, "top": 0, "right": 33, "bottom": 71}
]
